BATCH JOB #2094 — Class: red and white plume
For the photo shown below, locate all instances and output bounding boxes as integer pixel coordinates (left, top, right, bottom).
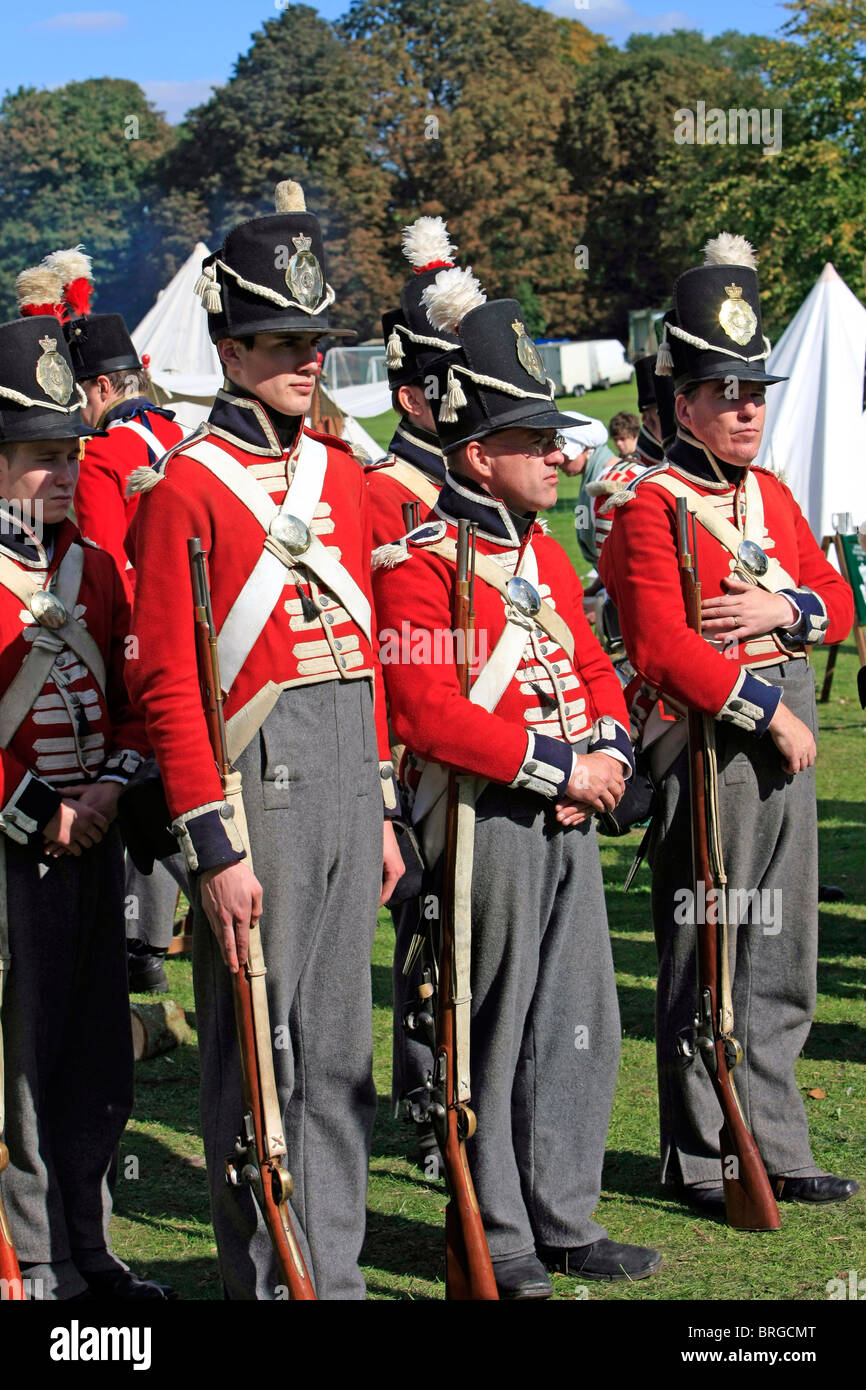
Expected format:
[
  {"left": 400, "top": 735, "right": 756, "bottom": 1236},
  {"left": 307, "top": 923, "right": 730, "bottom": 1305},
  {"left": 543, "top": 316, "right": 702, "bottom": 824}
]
[
  {"left": 43, "top": 245, "right": 94, "bottom": 318},
  {"left": 401, "top": 216, "right": 456, "bottom": 274},
  {"left": 15, "top": 266, "right": 66, "bottom": 321}
]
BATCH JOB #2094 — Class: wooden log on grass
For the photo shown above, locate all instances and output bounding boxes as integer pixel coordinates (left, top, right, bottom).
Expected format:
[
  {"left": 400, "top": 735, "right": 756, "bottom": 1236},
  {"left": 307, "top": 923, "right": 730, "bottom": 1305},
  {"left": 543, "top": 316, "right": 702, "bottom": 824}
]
[{"left": 130, "top": 1000, "right": 192, "bottom": 1061}]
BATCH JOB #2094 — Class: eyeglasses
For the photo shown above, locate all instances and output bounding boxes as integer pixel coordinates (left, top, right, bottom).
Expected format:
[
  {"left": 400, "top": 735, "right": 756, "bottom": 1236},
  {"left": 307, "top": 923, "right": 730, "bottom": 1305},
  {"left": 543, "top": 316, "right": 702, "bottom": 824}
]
[{"left": 519, "top": 433, "right": 567, "bottom": 457}]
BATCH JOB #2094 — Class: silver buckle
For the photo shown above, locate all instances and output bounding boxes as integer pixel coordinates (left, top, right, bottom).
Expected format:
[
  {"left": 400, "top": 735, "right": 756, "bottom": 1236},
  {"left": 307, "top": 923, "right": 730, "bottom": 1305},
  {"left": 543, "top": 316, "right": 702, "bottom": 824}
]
[
  {"left": 29, "top": 590, "right": 68, "bottom": 629},
  {"left": 505, "top": 576, "right": 541, "bottom": 617},
  {"left": 270, "top": 514, "right": 312, "bottom": 556},
  {"left": 737, "top": 539, "right": 770, "bottom": 577}
]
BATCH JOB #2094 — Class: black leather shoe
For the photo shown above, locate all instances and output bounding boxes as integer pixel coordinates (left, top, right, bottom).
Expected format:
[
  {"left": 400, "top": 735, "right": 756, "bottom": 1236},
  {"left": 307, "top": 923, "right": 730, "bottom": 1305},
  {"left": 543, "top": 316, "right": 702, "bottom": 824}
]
[
  {"left": 84, "top": 1269, "right": 177, "bottom": 1300},
  {"left": 670, "top": 1183, "right": 727, "bottom": 1215},
  {"left": 772, "top": 1175, "right": 859, "bottom": 1204},
  {"left": 538, "top": 1238, "right": 662, "bottom": 1282},
  {"left": 492, "top": 1254, "right": 552, "bottom": 1300}
]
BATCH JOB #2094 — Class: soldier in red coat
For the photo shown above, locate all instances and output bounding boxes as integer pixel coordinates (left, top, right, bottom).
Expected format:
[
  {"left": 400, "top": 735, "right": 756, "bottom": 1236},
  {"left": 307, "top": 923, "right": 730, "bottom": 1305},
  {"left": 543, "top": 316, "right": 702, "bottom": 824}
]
[
  {"left": 600, "top": 234, "right": 858, "bottom": 1214},
  {"left": 127, "top": 180, "right": 402, "bottom": 1299},
  {"left": 61, "top": 301, "right": 187, "bottom": 992},
  {"left": 374, "top": 267, "right": 662, "bottom": 1297},
  {"left": 0, "top": 315, "right": 170, "bottom": 1300},
  {"left": 366, "top": 216, "right": 461, "bottom": 545}
]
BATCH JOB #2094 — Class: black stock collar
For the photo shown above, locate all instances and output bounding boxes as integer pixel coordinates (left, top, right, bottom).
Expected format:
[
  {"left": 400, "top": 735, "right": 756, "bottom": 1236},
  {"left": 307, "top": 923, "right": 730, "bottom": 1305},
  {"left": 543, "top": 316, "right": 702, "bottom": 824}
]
[
  {"left": 667, "top": 431, "right": 746, "bottom": 490},
  {"left": 635, "top": 425, "right": 664, "bottom": 466},
  {"left": 389, "top": 421, "right": 447, "bottom": 486},
  {"left": 206, "top": 386, "right": 304, "bottom": 458},
  {"left": 435, "top": 470, "right": 534, "bottom": 546}
]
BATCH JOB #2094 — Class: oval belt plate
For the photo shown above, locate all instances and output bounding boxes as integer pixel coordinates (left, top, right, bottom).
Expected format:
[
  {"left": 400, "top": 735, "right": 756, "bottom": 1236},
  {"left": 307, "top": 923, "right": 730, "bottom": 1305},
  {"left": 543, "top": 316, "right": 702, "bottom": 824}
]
[
  {"left": 737, "top": 539, "right": 770, "bottom": 577},
  {"left": 506, "top": 575, "right": 541, "bottom": 617},
  {"left": 29, "top": 589, "right": 68, "bottom": 629},
  {"left": 270, "top": 514, "right": 312, "bottom": 556}
]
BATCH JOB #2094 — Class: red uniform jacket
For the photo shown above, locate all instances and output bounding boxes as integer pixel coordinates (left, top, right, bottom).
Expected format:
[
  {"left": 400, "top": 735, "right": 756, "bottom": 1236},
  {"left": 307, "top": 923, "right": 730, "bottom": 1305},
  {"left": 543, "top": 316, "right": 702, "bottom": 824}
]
[
  {"left": 591, "top": 455, "right": 654, "bottom": 563},
  {"left": 75, "top": 397, "right": 184, "bottom": 600},
  {"left": 0, "top": 516, "right": 147, "bottom": 847},
  {"left": 599, "top": 435, "right": 853, "bottom": 736},
  {"left": 127, "top": 391, "right": 392, "bottom": 874},
  {"left": 374, "top": 473, "right": 633, "bottom": 800},
  {"left": 365, "top": 421, "right": 447, "bottom": 548}
]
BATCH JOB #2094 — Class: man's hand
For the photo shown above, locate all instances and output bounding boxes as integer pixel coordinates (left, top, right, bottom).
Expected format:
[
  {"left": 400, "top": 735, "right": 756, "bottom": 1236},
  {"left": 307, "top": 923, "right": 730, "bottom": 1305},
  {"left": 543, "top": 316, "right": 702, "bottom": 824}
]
[
  {"left": 199, "top": 861, "right": 263, "bottom": 973},
  {"left": 768, "top": 701, "right": 816, "bottom": 776},
  {"left": 43, "top": 797, "right": 109, "bottom": 858},
  {"left": 555, "top": 752, "right": 626, "bottom": 826},
  {"left": 701, "top": 575, "right": 798, "bottom": 642},
  {"left": 380, "top": 820, "right": 403, "bottom": 907}
]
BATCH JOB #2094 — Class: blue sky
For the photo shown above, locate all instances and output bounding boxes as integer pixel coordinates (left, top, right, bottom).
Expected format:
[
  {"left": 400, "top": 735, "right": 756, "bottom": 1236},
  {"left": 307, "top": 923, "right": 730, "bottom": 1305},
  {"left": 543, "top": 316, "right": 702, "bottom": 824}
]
[{"left": 3, "top": 0, "right": 793, "bottom": 123}]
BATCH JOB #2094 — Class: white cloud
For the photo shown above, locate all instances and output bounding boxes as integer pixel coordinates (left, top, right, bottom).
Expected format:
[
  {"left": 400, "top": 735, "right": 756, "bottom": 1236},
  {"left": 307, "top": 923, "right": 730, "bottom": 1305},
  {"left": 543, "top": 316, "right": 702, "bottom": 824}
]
[
  {"left": 34, "top": 11, "right": 129, "bottom": 32},
  {"left": 546, "top": 0, "right": 697, "bottom": 40},
  {"left": 141, "top": 79, "right": 218, "bottom": 125}
]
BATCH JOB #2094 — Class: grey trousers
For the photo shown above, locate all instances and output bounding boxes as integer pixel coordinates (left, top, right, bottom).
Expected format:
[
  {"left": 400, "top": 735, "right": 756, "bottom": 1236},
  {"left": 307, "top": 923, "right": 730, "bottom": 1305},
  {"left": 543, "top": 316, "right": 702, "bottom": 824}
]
[
  {"left": 651, "top": 658, "right": 822, "bottom": 1185},
  {"left": 125, "top": 852, "right": 189, "bottom": 952},
  {"left": 467, "top": 780, "right": 621, "bottom": 1258},
  {"left": 0, "top": 827, "right": 132, "bottom": 1299},
  {"left": 192, "top": 680, "right": 381, "bottom": 1300}
]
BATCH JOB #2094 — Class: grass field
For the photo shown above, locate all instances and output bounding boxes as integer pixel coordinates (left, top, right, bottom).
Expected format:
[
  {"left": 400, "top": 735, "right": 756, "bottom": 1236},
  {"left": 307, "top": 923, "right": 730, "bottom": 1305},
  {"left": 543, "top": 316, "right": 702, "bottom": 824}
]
[{"left": 112, "top": 395, "right": 865, "bottom": 1305}]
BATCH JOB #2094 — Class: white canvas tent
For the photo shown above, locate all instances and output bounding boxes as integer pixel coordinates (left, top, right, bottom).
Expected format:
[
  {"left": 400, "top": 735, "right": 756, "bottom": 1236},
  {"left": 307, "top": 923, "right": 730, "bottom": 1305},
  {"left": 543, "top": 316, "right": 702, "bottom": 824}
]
[
  {"left": 131, "top": 242, "right": 222, "bottom": 432},
  {"left": 756, "top": 264, "right": 866, "bottom": 540},
  {"left": 131, "top": 245, "right": 385, "bottom": 459}
]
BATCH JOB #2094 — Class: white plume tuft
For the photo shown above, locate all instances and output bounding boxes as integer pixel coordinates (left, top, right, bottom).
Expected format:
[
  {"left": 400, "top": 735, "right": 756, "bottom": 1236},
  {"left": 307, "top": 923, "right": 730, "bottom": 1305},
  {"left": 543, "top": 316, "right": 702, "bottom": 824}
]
[
  {"left": 703, "top": 233, "right": 758, "bottom": 270},
  {"left": 274, "top": 180, "right": 306, "bottom": 212},
  {"left": 421, "top": 266, "right": 486, "bottom": 334},
  {"left": 15, "top": 267, "right": 63, "bottom": 308},
  {"left": 42, "top": 245, "right": 92, "bottom": 287},
  {"left": 401, "top": 216, "right": 456, "bottom": 270}
]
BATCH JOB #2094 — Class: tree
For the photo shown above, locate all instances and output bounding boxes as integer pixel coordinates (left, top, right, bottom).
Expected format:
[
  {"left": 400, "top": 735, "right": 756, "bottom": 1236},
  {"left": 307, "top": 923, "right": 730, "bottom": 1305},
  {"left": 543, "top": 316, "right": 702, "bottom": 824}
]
[{"left": 0, "top": 80, "right": 176, "bottom": 323}]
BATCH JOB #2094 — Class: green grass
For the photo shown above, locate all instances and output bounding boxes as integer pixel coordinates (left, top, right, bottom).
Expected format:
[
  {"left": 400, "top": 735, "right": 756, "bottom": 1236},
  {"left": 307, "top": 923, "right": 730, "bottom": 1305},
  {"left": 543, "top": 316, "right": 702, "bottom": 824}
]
[{"left": 111, "top": 633, "right": 866, "bottom": 1301}]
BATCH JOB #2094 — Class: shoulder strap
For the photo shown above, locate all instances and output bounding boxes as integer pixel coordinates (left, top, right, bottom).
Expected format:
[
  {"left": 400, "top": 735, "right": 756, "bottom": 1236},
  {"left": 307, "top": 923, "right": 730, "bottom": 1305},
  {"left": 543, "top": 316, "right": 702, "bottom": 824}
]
[
  {"left": 107, "top": 417, "right": 164, "bottom": 456},
  {"left": 422, "top": 537, "right": 576, "bottom": 661},
  {"left": 381, "top": 459, "right": 440, "bottom": 511},
  {"left": 0, "top": 544, "right": 106, "bottom": 750},
  {"left": 181, "top": 436, "right": 372, "bottom": 693},
  {"left": 643, "top": 471, "right": 798, "bottom": 594}
]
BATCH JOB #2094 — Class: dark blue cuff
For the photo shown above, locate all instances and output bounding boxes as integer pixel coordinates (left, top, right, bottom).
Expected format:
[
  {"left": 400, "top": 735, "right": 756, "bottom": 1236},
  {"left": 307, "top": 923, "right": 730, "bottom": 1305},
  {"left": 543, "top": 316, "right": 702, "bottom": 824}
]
[
  {"left": 718, "top": 669, "right": 782, "bottom": 736},
  {"left": 173, "top": 806, "right": 246, "bottom": 875},
  {"left": 588, "top": 716, "right": 635, "bottom": 777},
  {"left": 509, "top": 732, "right": 575, "bottom": 798},
  {"left": 779, "top": 588, "right": 830, "bottom": 646},
  {"left": 15, "top": 774, "right": 63, "bottom": 837}
]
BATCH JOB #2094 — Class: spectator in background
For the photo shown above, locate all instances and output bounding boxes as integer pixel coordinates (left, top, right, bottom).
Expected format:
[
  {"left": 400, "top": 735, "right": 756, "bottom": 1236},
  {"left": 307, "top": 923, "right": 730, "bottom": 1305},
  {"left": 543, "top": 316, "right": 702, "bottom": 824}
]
[{"left": 609, "top": 411, "right": 640, "bottom": 460}]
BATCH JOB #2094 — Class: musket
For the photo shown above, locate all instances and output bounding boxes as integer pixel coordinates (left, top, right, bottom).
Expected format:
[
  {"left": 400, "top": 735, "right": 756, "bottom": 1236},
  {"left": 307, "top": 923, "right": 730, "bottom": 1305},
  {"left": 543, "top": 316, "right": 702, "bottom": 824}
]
[
  {"left": 675, "top": 499, "right": 781, "bottom": 1232},
  {"left": 429, "top": 519, "right": 499, "bottom": 1299},
  {"left": 187, "top": 538, "right": 316, "bottom": 1298}
]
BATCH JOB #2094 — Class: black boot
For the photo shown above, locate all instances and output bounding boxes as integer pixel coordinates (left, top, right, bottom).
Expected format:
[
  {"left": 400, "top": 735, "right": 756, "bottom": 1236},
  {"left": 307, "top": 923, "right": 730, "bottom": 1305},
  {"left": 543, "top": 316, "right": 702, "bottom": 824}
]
[{"left": 127, "top": 938, "right": 169, "bottom": 994}]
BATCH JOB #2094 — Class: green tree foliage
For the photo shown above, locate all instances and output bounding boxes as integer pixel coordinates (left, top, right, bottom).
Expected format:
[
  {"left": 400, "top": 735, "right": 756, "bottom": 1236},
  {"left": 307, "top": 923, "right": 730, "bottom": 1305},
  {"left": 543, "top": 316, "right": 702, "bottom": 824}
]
[{"left": 0, "top": 80, "right": 175, "bottom": 323}]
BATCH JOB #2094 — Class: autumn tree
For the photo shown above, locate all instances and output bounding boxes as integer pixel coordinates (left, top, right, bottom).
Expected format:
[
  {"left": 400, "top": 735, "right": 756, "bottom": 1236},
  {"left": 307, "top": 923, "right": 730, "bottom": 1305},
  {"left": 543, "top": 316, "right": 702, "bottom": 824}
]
[{"left": 0, "top": 80, "right": 176, "bottom": 323}]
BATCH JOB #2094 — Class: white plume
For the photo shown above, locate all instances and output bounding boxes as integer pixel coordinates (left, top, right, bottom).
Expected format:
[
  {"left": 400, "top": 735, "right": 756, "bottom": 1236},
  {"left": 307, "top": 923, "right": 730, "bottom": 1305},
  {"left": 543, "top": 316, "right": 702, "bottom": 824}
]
[
  {"left": 421, "top": 266, "right": 486, "bottom": 334},
  {"left": 401, "top": 216, "right": 456, "bottom": 270},
  {"left": 703, "top": 233, "right": 758, "bottom": 270},
  {"left": 42, "top": 245, "right": 92, "bottom": 286},
  {"left": 274, "top": 180, "right": 306, "bottom": 212},
  {"left": 15, "top": 267, "right": 63, "bottom": 308}
]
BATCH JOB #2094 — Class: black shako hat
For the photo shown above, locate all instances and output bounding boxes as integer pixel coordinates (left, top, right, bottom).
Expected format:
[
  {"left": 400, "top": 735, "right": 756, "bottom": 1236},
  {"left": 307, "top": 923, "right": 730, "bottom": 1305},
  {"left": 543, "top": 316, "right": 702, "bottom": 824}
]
[
  {"left": 63, "top": 313, "right": 142, "bottom": 381},
  {"left": 383, "top": 217, "right": 460, "bottom": 389},
  {"left": 0, "top": 316, "right": 94, "bottom": 442},
  {"left": 423, "top": 269, "right": 584, "bottom": 453},
  {"left": 195, "top": 180, "right": 355, "bottom": 343},
  {"left": 634, "top": 353, "right": 660, "bottom": 412},
  {"left": 656, "top": 233, "right": 786, "bottom": 391}
]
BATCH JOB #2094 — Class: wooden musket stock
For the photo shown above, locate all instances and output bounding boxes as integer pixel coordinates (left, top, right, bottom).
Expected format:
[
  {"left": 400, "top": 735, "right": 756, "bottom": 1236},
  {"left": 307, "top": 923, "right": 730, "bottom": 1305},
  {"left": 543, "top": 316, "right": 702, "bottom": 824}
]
[
  {"left": 675, "top": 500, "right": 781, "bottom": 1232},
  {"left": 188, "top": 538, "right": 316, "bottom": 1298},
  {"left": 433, "top": 520, "right": 499, "bottom": 1300}
]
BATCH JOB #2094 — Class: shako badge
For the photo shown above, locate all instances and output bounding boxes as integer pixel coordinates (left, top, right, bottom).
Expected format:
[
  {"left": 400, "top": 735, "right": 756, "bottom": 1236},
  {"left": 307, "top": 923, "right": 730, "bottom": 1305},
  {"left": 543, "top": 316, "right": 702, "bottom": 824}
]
[
  {"left": 286, "top": 233, "right": 324, "bottom": 310},
  {"left": 718, "top": 283, "right": 758, "bottom": 347},
  {"left": 35, "top": 335, "right": 74, "bottom": 404},
  {"left": 511, "top": 319, "right": 546, "bottom": 384}
]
